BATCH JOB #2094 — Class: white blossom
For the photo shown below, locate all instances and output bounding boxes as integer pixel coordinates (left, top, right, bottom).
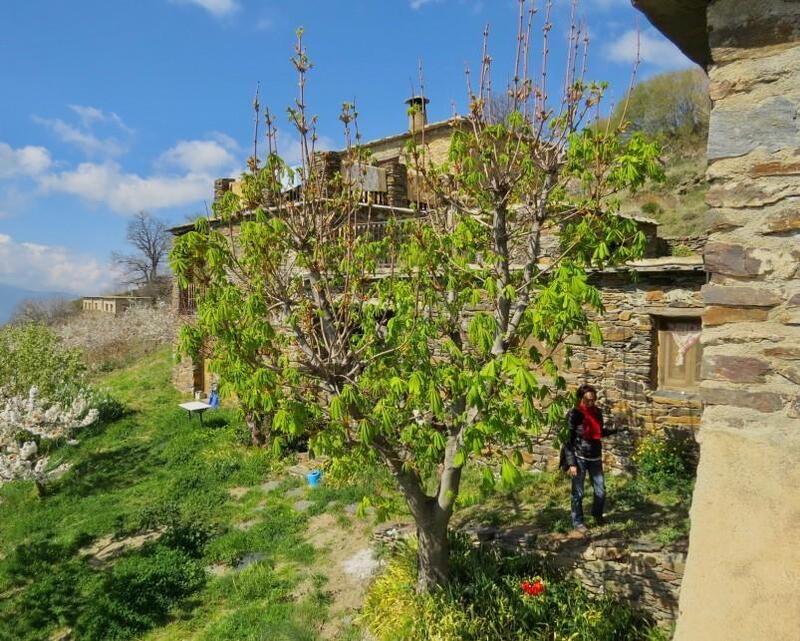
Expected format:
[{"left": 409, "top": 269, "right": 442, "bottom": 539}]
[
  {"left": 57, "top": 301, "right": 177, "bottom": 370},
  {"left": 0, "top": 385, "right": 99, "bottom": 487}
]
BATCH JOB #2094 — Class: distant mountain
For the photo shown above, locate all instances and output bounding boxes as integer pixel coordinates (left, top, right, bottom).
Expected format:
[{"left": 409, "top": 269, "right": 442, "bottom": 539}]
[{"left": 0, "top": 283, "right": 75, "bottom": 326}]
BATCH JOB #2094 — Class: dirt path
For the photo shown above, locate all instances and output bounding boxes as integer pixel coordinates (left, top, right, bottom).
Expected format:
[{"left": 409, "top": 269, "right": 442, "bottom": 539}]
[{"left": 304, "top": 512, "right": 381, "bottom": 639}]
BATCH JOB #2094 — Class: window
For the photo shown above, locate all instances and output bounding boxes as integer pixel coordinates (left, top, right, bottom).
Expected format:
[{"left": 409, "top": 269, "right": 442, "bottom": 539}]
[{"left": 654, "top": 317, "right": 702, "bottom": 391}]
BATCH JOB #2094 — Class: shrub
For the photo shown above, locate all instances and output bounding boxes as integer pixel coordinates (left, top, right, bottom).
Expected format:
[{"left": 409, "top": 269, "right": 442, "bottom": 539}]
[
  {"left": 0, "top": 323, "right": 86, "bottom": 399},
  {"left": 361, "top": 537, "right": 659, "bottom": 641},
  {"left": 670, "top": 243, "right": 695, "bottom": 257},
  {"left": 85, "top": 388, "right": 126, "bottom": 422},
  {"left": 640, "top": 200, "right": 663, "bottom": 217},
  {"left": 75, "top": 546, "right": 206, "bottom": 641},
  {"left": 0, "top": 539, "right": 94, "bottom": 640},
  {"left": 634, "top": 431, "right": 696, "bottom": 495}
]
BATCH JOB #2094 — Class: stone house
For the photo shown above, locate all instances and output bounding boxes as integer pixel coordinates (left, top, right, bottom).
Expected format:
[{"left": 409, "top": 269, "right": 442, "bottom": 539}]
[
  {"left": 81, "top": 295, "right": 152, "bottom": 315},
  {"left": 170, "top": 99, "right": 708, "bottom": 466},
  {"left": 632, "top": 2, "right": 800, "bottom": 640}
]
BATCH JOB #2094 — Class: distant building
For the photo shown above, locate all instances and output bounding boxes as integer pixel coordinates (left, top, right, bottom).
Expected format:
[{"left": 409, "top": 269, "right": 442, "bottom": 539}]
[{"left": 81, "top": 295, "right": 153, "bottom": 315}]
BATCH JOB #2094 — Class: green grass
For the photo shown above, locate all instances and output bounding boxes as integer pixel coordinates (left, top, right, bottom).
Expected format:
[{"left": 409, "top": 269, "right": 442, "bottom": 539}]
[
  {"left": 0, "top": 349, "right": 334, "bottom": 641},
  {"left": 621, "top": 152, "right": 708, "bottom": 237},
  {"left": 452, "top": 464, "right": 691, "bottom": 544},
  {"left": 0, "top": 348, "right": 690, "bottom": 640}
]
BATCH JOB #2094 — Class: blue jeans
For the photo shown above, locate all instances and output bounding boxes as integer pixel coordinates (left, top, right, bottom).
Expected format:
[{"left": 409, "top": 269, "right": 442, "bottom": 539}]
[{"left": 571, "top": 458, "right": 605, "bottom": 526}]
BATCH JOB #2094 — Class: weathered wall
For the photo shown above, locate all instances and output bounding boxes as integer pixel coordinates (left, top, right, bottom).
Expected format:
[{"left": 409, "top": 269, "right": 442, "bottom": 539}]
[
  {"left": 659, "top": 235, "right": 708, "bottom": 256},
  {"left": 374, "top": 522, "right": 687, "bottom": 627},
  {"left": 527, "top": 268, "right": 705, "bottom": 472},
  {"left": 674, "top": 3, "right": 800, "bottom": 640}
]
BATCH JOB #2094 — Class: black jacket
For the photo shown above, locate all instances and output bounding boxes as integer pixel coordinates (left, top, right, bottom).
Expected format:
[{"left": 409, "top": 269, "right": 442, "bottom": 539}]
[{"left": 563, "top": 407, "right": 616, "bottom": 467}]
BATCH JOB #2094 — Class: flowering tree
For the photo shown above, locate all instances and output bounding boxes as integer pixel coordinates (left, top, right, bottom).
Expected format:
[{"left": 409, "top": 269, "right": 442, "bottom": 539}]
[
  {"left": 0, "top": 386, "right": 98, "bottom": 494},
  {"left": 172, "top": 3, "right": 661, "bottom": 592}
]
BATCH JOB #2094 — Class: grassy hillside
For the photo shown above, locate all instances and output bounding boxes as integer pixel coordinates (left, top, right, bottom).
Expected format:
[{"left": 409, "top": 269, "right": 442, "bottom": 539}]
[
  {"left": 1, "top": 350, "right": 685, "bottom": 641},
  {"left": 620, "top": 150, "right": 707, "bottom": 238},
  {"left": 0, "top": 350, "right": 372, "bottom": 641},
  {"left": 608, "top": 68, "right": 710, "bottom": 238}
]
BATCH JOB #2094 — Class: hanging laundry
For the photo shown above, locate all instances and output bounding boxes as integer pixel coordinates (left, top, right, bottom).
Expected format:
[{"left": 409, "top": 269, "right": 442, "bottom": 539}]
[{"left": 671, "top": 330, "right": 701, "bottom": 366}]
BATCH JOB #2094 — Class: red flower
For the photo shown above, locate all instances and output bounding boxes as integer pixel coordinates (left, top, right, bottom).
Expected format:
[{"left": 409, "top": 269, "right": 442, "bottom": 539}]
[{"left": 520, "top": 579, "right": 545, "bottom": 597}]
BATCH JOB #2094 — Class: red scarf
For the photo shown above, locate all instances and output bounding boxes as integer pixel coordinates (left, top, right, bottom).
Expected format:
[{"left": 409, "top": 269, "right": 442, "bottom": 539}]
[{"left": 578, "top": 405, "right": 602, "bottom": 441}]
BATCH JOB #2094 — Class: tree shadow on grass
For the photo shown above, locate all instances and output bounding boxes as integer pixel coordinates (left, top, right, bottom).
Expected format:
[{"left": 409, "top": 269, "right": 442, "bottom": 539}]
[
  {"left": 202, "top": 414, "right": 231, "bottom": 430},
  {"left": 51, "top": 443, "right": 154, "bottom": 498}
]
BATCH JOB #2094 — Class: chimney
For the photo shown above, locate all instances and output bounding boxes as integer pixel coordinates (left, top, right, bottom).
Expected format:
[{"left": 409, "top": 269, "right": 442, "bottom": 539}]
[
  {"left": 214, "top": 178, "right": 235, "bottom": 202},
  {"left": 405, "top": 95, "right": 430, "bottom": 133}
]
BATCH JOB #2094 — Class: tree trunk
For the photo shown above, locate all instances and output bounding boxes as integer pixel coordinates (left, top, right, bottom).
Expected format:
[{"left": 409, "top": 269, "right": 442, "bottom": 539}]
[
  {"left": 245, "top": 412, "right": 268, "bottom": 447},
  {"left": 415, "top": 510, "right": 450, "bottom": 593}
]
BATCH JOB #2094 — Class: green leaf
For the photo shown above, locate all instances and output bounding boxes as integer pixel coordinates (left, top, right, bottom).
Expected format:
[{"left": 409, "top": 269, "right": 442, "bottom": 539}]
[{"left": 500, "top": 458, "right": 522, "bottom": 488}]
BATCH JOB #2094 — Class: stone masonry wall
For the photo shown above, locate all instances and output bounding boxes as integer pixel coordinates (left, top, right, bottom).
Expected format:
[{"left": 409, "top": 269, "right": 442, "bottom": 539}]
[
  {"left": 660, "top": 235, "right": 708, "bottom": 256},
  {"left": 527, "top": 269, "right": 706, "bottom": 472},
  {"left": 374, "top": 523, "right": 686, "bottom": 628},
  {"left": 673, "top": 3, "right": 800, "bottom": 641}
]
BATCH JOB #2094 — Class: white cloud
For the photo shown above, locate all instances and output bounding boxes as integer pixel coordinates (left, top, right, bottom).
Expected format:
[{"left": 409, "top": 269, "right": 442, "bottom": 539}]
[
  {"left": 276, "top": 133, "right": 336, "bottom": 167},
  {"left": 606, "top": 29, "right": 692, "bottom": 69},
  {"left": 586, "top": 0, "right": 629, "bottom": 9},
  {"left": 255, "top": 17, "right": 273, "bottom": 31},
  {"left": 0, "top": 233, "right": 117, "bottom": 294},
  {"left": 170, "top": 0, "right": 240, "bottom": 17},
  {"left": 33, "top": 106, "right": 133, "bottom": 157},
  {"left": 410, "top": 0, "right": 442, "bottom": 9},
  {"left": 39, "top": 162, "right": 215, "bottom": 214},
  {"left": 68, "top": 105, "right": 133, "bottom": 134},
  {"left": 157, "top": 138, "right": 239, "bottom": 174},
  {"left": 0, "top": 143, "right": 52, "bottom": 178}
]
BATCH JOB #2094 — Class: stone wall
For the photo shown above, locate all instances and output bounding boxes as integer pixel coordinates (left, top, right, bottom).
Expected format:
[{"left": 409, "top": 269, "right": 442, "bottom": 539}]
[
  {"left": 374, "top": 523, "right": 686, "bottom": 628},
  {"left": 536, "top": 534, "right": 685, "bottom": 627},
  {"left": 670, "top": 3, "right": 800, "bottom": 641},
  {"left": 659, "top": 235, "right": 708, "bottom": 256},
  {"left": 172, "top": 354, "right": 195, "bottom": 396},
  {"left": 527, "top": 268, "right": 706, "bottom": 472}
]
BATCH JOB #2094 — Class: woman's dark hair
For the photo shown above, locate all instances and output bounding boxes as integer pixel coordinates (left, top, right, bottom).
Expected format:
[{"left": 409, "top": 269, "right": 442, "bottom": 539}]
[{"left": 576, "top": 384, "right": 597, "bottom": 405}]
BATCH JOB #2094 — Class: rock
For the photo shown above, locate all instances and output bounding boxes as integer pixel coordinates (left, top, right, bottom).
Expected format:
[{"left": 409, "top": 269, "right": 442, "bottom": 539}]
[
  {"left": 286, "top": 487, "right": 306, "bottom": 499},
  {"left": 704, "top": 305, "right": 770, "bottom": 326},
  {"left": 235, "top": 519, "right": 259, "bottom": 531},
  {"left": 760, "top": 208, "right": 800, "bottom": 235},
  {"left": 707, "top": 96, "right": 800, "bottom": 160},
  {"left": 603, "top": 327, "right": 633, "bottom": 342},
  {"left": 227, "top": 486, "right": 250, "bottom": 500},
  {"left": 702, "top": 284, "right": 783, "bottom": 308},
  {"left": 206, "top": 563, "right": 230, "bottom": 577},
  {"left": 701, "top": 387, "right": 785, "bottom": 413},
  {"left": 81, "top": 529, "right": 165, "bottom": 567},
  {"left": 764, "top": 345, "right": 800, "bottom": 360},
  {"left": 341, "top": 548, "right": 380, "bottom": 580},
  {"left": 702, "top": 354, "right": 771, "bottom": 383},
  {"left": 235, "top": 553, "right": 266, "bottom": 571},
  {"left": 704, "top": 242, "right": 762, "bottom": 277},
  {"left": 293, "top": 500, "right": 314, "bottom": 512},
  {"left": 260, "top": 480, "right": 281, "bottom": 493},
  {"left": 780, "top": 309, "right": 800, "bottom": 325}
]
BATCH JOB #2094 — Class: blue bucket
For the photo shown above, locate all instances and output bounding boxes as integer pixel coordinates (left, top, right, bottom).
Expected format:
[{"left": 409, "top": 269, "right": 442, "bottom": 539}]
[{"left": 306, "top": 469, "right": 322, "bottom": 488}]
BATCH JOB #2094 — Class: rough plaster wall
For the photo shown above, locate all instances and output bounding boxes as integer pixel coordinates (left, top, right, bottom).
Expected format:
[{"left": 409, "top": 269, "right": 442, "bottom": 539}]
[{"left": 674, "top": 2, "right": 800, "bottom": 640}]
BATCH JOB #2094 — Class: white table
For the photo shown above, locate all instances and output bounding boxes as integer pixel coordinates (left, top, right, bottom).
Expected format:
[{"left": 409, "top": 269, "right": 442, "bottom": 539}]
[{"left": 179, "top": 401, "right": 213, "bottom": 425}]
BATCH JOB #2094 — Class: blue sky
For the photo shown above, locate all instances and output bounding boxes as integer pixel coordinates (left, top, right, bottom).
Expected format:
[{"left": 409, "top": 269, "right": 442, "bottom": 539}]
[{"left": 0, "top": 0, "right": 693, "bottom": 295}]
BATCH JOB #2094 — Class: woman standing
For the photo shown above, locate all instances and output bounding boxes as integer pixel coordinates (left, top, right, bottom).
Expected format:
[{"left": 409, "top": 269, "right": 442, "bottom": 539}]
[{"left": 564, "top": 384, "right": 616, "bottom": 532}]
